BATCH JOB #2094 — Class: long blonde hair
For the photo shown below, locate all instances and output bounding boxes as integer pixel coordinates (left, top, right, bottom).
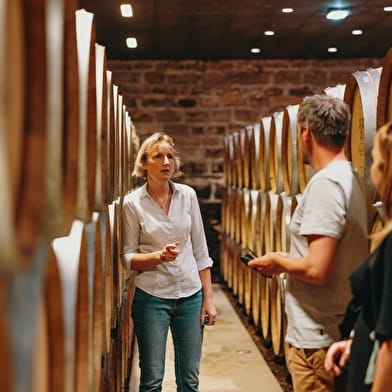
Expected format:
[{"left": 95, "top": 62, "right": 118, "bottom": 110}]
[{"left": 370, "top": 122, "right": 392, "bottom": 247}]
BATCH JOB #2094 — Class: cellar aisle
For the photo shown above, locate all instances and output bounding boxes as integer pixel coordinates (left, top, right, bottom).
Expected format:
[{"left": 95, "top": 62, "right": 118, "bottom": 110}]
[{"left": 129, "top": 283, "right": 283, "bottom": 391}]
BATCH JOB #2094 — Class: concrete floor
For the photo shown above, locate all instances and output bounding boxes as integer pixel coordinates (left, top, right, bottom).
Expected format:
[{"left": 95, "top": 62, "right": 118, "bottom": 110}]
[{"left": 129, "top": 284, "right": 283, "bottom": 391}]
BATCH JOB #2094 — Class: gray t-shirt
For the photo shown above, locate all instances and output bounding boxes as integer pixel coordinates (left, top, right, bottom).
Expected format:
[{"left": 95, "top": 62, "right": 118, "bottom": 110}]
[{"left": 285, "top": 160, "right": 369, "bottom": 348}]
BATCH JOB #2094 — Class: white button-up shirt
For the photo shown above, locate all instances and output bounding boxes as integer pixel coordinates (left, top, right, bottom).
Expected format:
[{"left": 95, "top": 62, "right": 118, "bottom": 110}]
[{"left": 121, "top": 181, "right": 213, "bottom": 299}]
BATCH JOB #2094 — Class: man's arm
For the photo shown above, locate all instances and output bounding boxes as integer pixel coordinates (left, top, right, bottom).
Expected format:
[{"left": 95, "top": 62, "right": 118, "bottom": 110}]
[{"left": 248, "top": 235, "right": 338, "bottom": 284}]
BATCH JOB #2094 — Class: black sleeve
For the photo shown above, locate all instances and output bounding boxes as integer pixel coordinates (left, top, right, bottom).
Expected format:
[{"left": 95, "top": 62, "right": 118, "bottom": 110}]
[
  {"left": 375, "top": 233, "right": 392, "bottom": 341},
  {"left": 339, "top": 297, "right": 361, "bottom": 339}
]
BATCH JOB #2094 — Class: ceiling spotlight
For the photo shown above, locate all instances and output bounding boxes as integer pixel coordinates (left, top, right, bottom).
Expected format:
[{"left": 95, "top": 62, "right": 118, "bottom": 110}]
[
  {"left": 352, "top": 29, "right": 363, "bottom": 35},
  {"left": 326, "top": 9, "right": 350, "bottom": 20},
  {"left": 126, "top": 37, "right": 137, "bottom": 48},
  {"left": 282, "top": 8, "right": 294, "bottom": 13},
  {"left": 328, "top": 47, "right": 338, "bottom": 53},
  {"left": 120, "top": 4, "right": 133, "bottom": 17},
  {"left": 250, "top": 48, "right": 261, "bottom": 53},
  {"left": 264, "top": 30, "right": 275, "bottom": 36}
]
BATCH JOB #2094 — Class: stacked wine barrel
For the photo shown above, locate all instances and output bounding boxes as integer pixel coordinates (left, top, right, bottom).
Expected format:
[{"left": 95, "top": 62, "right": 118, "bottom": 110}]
[
  {"left": 0, "top": 2, "right": 138, "bottom": 392},
  {"left": 221, "top": 48, "right": 392, "bottom": 363}
]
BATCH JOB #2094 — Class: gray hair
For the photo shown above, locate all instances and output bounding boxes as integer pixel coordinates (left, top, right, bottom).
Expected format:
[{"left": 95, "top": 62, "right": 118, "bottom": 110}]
[
  {"left": 132, "top": 132, "right": 182, "bottom": 178},
  {"left": 297, "top": 94, "right": 351, "bottom": 148}
]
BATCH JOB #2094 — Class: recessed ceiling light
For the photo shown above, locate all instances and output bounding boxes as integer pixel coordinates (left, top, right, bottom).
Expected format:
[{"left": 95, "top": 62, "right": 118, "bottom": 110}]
[
  {"left": 328, "top": 47, "right": 338, "bottom": 53},
  {"left": 326, "top": 9, "right": 350, "bottom": 20},
  {"left": 384, "top": 6, "right": 392, "bottom": 12},
  {"left": 282, "top": 8, "right": 294, "bottom": 13},
  {"left": 264, "top": 30, "right": 275, "bottom": 36},
  {"left": 126, "top": 37, "right": 137, "bottom": 48},
  {"left": 250, "top": 48, "right": 261, "bottom": 53},
  {"left": 352, "top": 29, "right": 363, "bottom": 35},
  {"left": 120, "top": 4, "right": 133, "bottom": 17}
]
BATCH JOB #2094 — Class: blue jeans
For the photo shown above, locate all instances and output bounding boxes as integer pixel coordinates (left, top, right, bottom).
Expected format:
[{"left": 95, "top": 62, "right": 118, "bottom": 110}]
[{"left": 132, "top": 288, "right": 204, "bottom": 392}]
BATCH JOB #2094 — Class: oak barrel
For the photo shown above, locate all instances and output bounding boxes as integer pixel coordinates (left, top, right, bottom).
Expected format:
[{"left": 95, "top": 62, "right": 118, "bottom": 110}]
[
  {"left": 344, "top": 68, "right": 382, "bottom": 199},
  {"left": 377, "top": 48, "right": 392, "bottom": 128}
]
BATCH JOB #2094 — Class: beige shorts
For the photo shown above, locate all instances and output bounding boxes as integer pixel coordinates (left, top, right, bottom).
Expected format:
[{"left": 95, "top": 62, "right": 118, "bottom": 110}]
[{"left": 287, "top": 344, "right": 334, "bottom": 392}]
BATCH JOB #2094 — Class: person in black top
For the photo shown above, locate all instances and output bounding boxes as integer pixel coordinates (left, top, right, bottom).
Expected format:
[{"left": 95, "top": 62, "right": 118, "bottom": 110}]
[{"left": 324, "top": 121, "right": 392, "bottom": 391}]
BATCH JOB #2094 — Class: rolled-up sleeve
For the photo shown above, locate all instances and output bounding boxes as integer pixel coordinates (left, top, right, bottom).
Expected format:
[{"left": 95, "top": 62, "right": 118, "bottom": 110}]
[
  {"left": 190, "top": 191, "right": 214, "bottom": 271},
  {"left": 121, "top": 199, "right": 139, "bottom": 270}
]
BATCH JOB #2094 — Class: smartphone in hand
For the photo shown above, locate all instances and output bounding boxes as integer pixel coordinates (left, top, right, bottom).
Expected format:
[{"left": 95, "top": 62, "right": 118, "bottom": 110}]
[{"left": 240, "top": 250, "right": 257, "bottom": 265}]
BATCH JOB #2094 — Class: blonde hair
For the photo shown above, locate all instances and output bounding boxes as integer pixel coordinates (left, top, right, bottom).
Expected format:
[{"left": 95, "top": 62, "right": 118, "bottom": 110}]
[
  {"left": 370, "top": 122, "right": 392, "bottom": 247},
  {"left": 132, "top": 132, "right": 182, "bottom": 178}
]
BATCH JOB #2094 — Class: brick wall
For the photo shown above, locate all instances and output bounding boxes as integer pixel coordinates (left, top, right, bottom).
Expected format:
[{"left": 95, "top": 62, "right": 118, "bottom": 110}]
[{"left": 108, "top": 57, "right": 383, "bottom": 270}]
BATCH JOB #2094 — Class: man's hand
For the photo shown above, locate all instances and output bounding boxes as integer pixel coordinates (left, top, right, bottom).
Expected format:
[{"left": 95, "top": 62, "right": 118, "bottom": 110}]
[{"left": 248, "top": 252, "right": 288, "bottom": 276}]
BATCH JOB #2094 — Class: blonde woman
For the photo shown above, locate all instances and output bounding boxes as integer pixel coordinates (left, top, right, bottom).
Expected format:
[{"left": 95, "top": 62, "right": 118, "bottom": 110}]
[
  {"left": 121, "top": 132, "right": 216, "bottom": 392},
  {"left": 325, "top": 122, "right": 392, "bottom": 391}
]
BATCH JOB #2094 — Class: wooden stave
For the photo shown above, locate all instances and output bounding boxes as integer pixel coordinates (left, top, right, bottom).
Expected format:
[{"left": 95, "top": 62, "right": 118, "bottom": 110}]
[
  {"left": 259, "top": 116, "right": 272, "bottom": 191},
  {"left": 17, "top": 0, "right": 47, "bottom": 267},
  {"left": 75, "top": 9, "right": 98, "bottom": 222},
  {"left": 270, "top": 274, "right": 286, "bottom": 357},
  {"left": 377, "top": 48, "right": 392, "bottom": 128},
  {"left": 63, "top": 0, "right": 80, "bottom": 229},
  {"left": 281, "top": 105, "right": 300, "bottom": 196},
  {"left": 344, "top": 68, "right": 382, "bottom": 200},
  {"left": 0, "top": 0, "right": 25, "bottom": 270},
  {"left": 106, "top": 70, "right": 116, "bottom": 203},
  {"left": 94, "top": 43, "right": 109, "bottom": 211},
  {"left": 269, "top": 111, "right": 285, "bottom": 194},
  {"left": 249, "top": 123, "right": 261, "bottom": 190}
]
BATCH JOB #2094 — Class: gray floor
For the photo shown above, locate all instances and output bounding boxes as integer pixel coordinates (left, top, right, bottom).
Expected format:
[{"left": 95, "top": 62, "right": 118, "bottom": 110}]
[{"left": 129, "top": 284, "right": 283, "bottom": 391}]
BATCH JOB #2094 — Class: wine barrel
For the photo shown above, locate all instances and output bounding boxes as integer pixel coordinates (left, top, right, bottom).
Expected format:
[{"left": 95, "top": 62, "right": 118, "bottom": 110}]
[
  {"left": 270, "top": 273, "right": 286, "bottom": 357},
  {"left": 254, "top": 191, "right": 266, "bottom": 257},
  {"left": 220, "top": 233, "right": 229, "bottom": 283},
  {"left": 31, "top": 246, "right": 65, "bottom": 392},
  {"left": 53, "top": 221, "right": 89, "bottom": 392},
  {"left": 282, "top": 105, "right": 300, "bottom": 196},
  {"left": 5, "top": 0, "right": 49, "bottom": 268},
  {"left": 241, "top": 126, "right": 252, "bottom": 189},
  {"left": 250, "top": 270, "right": 261, "bottom": 329},
  {"left": 377, "top": 48, "right": 392, "bottom": 128},
  {"left": 259, "top": 116, "right": 272, "bottom": 191},
  {"left": 63, "top": 0, "right": 80, "bottom": 229},
  {"left": 0, "top": 0, "right": 25, "bottom": 269},
  {"left": 103, "top": 207, "right": 114, "bottom": 354},
  {"left": 249, "top": 122, "right": 261, "bottom": 190},
  {"left": 75, "top": 9, "right": 97, "bottom": 222},
  {"left": 344, "top": 68, "right": 382, "bottom": 199},
  {"left": 240, "top": 189, "right": 251, "bottom": 250},
  {"left": 264, "top": 192, "right": 279, "bottom": 253},
  {"left": 275, "top": 193, "right": 301, "bottom": 253},
  {"left": 224, "top": 134, "right": 236, "bottom": 188},
  {"left": 106, "top": 70, "right": 116, "bottom": 203},
  {"left": 269, "top": 111, "right": 284, "bottom": 194},
  {"left": 260, "top": 276, "right": 271, "bottom": 341},
  {"left": 112, "top": 85, "right": 120, "bottom": 200},
  {"left": 43, "top": 0, "right": 71, "bottom": 240},
  {"left": 95, "top": 43, "right": 109, "bottom": 210},
  {"left": 247, "top": 190, "right": 260, "bottom": 252}
]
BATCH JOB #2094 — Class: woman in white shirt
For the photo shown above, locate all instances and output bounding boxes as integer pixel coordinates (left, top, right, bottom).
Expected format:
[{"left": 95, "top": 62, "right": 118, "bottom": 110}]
[{"left": 121, "top": 132, "right": 216, "bottom": 391}]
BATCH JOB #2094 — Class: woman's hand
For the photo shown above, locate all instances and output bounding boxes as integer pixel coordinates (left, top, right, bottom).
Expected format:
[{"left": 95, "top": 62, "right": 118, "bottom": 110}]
[
  {"left": 159, "top": 242, "right": 179, "bottom": 263},
  {"left": 324, "top": 339, "right": 352, "bottom": 376},
  {"left": 200, "top": 302, "right": 217, "bottom": 326}
]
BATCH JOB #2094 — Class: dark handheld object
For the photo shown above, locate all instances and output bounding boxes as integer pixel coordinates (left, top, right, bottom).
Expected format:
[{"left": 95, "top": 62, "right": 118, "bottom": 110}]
[
  {"left": 203, "top": 315, "right": 209, "bottom": 324},
  {"left": 240, "top": 249, "right": 257, "bottom": 265}
]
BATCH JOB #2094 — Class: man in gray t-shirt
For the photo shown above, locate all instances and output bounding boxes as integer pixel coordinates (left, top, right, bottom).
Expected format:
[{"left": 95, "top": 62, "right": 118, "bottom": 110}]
[{"left": 249, "top": 94, "right": 369, "bottom": 392}]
